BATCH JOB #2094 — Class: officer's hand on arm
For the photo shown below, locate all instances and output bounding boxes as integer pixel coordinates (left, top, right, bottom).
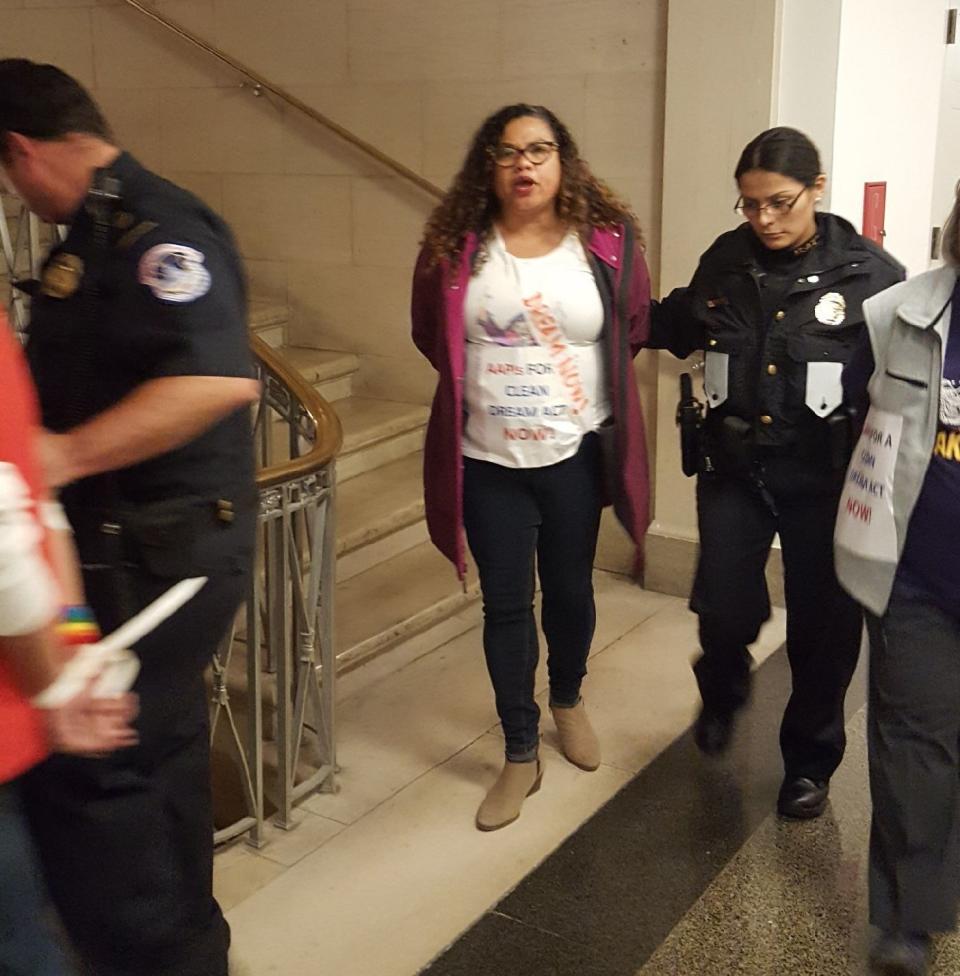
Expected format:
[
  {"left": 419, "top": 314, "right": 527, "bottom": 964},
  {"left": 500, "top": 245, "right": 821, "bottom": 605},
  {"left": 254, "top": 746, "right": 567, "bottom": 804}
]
[
  {"left": 647, "top": 287, "right": 706, "bottom": 359},
  {"left": 38, "top": 375, "right": 260, "bottom": 487},
  {"left": 841, "top": 330, "right": 876, "bottom": 423}
]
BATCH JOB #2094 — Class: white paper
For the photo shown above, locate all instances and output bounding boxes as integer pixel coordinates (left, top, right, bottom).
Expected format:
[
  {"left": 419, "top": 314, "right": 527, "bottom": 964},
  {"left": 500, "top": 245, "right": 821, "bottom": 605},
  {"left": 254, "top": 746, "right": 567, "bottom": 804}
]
[
  {"left": 805, "top": 360, "right": 844, "bottom": 417},
  {"left": 32, "top": 576, "right": 207, "bottom": 708},
  {"left": 95, "top": 577, "right": 206, "bottom": 657},
  {"left": 703, "top": 351, "right": 729, "bottom": 407},
  {"left": 835, "top": 408, "right": 902, "bottom": 562}
]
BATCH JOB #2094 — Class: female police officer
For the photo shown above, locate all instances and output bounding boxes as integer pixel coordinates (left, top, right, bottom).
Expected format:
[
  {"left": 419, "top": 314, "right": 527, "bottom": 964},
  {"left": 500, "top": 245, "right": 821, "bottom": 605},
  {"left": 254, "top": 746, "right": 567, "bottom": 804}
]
[{"left": 650, "top": 127, "right": 903, "bottom": 819}]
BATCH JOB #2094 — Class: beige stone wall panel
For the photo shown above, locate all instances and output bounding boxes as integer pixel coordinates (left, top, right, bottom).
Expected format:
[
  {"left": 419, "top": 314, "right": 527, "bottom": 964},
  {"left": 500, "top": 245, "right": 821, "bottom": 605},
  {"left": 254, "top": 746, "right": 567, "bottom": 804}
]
[
  {"left": 348, "top": 1, "right": 502, "bottom": 83},
  {"left": 281, "top": 83, "right": 424, "bottom": 177},
  {"left": 24, "top": 0, "right": 123, "bottom": 6},
  {"left": 602, "top": 175, "right": 661, "bottom": 285},
  {"left": 163, "top": 170, "right": 224, "bottom": 213},
  {"left": 352, "top": 176, "right": 427, "bottom": 269},
  {"left": 91, "top": 3, "right": 229, "bottom": 89},
  {"left": 583, "top": 66, "right": 664, "bottom": 197},
  {"left": 89, "top": 87, "right": 162, "bottom": 168},
  {"left": 284, "top": 83, "right": 423, "bottom": 176},
  {"left": 222, "top": 173, "right": 352, "bottom": 264},
  {"left": 286, "top": 262, "right": 411, "bottom": 357},
  {"left": 242, "top": 258, "right": 289, "bottom": 304},
  {"left": 213, "top": 0, "right": 349, "bottom": 87},
  {"left": 0, "top": 8, "right": 95, "bottom": 87},
  {"left": 500, "top": 0, "right": 660, "bottom": 79},
  {"left": 157, "top": 86, "right": 287, "bottom": 174}
]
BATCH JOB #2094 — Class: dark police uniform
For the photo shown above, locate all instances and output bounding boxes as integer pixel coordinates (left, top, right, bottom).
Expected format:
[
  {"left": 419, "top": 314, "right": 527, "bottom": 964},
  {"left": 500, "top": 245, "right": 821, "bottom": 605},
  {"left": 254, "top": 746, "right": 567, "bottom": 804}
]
[
  {"left": 21, "top": 152, "right": 255, "bottom": 976},
  {"left": 651, "top": 212, "right": 903, "bottom": 784}
]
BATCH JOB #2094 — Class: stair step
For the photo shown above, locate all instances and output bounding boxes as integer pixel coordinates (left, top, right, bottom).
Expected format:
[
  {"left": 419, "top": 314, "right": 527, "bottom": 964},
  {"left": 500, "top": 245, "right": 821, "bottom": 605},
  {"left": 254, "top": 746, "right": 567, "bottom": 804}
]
[
  {"left": 335, "top": 397, "right": 429, "bottom": 482},
  {"left": 248, "top": 302, "right": 288, "bottom": 348},
  {"left": 335, "top": 540, "right": 478, "bottom": 672},
  {"left": 337, "top": 452, "right": 424, "bottom": 554},
  {"left": 281, "top": 346, "right": 359, "bottom": 403},
  {"left": 336, "top": 452, "right": 427, "bottom": 582}
]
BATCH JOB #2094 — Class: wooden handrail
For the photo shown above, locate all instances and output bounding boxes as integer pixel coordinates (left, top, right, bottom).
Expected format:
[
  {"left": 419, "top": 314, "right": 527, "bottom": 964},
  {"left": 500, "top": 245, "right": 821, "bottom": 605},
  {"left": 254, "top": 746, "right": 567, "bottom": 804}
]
[
  {"left": 252, "top": 334, "right": 343, "bottom": 489},
  {"left": 120, "top": 0, "right": 444, "bottom": 201}
]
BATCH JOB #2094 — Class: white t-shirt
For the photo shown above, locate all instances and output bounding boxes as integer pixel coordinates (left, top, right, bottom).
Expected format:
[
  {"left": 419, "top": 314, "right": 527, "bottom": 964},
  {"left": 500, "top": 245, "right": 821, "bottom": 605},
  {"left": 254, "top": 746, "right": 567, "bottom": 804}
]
[
  {"left": 462, "top": 229, "right": 610, "bottom": 468},
  {"left": 0, "top": 463, "right": 57, "bottom": 636}
]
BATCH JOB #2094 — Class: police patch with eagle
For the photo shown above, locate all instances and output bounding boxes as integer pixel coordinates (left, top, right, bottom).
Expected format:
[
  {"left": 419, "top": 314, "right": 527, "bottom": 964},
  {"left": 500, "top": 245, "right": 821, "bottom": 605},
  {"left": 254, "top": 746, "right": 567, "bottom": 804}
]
[{"left": 138, "top": 243, "right": 211, "bottom": 304}]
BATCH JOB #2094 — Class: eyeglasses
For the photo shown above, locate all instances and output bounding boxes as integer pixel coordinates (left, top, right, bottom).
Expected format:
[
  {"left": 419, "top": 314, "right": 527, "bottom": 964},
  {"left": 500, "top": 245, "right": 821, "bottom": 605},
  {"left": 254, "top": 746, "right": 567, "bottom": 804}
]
[
  {"left": 489, "top": 141, "right": 560, "bottom": 167},
  {"left": 734, "top": 186, "right": 808, "bottom": 218}
]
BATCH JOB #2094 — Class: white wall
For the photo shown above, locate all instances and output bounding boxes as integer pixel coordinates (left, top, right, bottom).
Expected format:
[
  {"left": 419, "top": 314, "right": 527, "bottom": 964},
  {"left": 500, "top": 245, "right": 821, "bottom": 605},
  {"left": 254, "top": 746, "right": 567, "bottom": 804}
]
[
  {"left": 776, "top": 0, "right": 842, "bottom": 208},
  {"left": 830, "top": 0, "right": 947, "bottom": 274},
  {"left": 931, "top": 18, "right": 960, "bottom": 258}
]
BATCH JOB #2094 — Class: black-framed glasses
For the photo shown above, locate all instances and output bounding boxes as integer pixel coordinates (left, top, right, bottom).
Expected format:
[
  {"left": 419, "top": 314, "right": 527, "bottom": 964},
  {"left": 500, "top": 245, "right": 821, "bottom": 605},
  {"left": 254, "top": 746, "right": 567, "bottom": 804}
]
[
  {"left": 488, "top": 141, "right": 560, "bottom": 167},
  {"left": 734, "top": 186, "right": 808, "bottom": 218}
]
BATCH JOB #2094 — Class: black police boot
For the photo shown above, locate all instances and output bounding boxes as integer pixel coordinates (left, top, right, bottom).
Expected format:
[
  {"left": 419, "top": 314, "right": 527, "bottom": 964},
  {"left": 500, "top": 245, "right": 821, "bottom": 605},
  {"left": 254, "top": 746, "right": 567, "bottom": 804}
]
[
  {"left": 693, "top": 707, "right": 735, "bottom": 756},
  {"left": 868, "top": 932, "right": 931, "bottom": 976},
  {"left": 776, "top": 776, "right": 829, "bottom": 819}
]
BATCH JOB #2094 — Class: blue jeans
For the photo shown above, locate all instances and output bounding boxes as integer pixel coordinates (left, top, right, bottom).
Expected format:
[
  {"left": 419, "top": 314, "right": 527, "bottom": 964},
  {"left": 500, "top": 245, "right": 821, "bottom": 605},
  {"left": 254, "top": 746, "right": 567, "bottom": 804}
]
[
  {"left": 0, "top": 779, "right": 74, "bottom": 975},
  {"left": 463, "top": 434, "right": 604, "bottom": 761}
]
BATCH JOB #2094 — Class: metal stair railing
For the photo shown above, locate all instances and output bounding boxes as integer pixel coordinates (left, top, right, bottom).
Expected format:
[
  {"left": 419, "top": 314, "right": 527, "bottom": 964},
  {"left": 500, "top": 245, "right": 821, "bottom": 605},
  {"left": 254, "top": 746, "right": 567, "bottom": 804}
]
[
  {"left": 0, "top": 194, "right": 56, "bottom": 336},
  {"left": 0, "top": 195, "right": 343, "bottom": 847}
]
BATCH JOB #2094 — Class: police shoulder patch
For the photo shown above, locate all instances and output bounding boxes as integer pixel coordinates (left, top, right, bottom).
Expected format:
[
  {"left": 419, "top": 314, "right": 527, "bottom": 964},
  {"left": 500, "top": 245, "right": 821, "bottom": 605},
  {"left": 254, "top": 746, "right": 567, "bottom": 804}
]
[{"left": 138, "top": 243, "right": 211, "bottom": 304}]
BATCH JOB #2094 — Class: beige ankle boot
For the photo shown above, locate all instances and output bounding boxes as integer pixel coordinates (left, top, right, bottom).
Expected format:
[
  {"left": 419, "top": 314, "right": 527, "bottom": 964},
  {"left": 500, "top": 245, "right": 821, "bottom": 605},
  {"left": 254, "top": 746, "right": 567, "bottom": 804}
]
[
  {"left": 476, "top": 759, "right": 543, "bottom": 831},
  {"left": 551, "top": 699, "right": 601, "bottom": 771}
]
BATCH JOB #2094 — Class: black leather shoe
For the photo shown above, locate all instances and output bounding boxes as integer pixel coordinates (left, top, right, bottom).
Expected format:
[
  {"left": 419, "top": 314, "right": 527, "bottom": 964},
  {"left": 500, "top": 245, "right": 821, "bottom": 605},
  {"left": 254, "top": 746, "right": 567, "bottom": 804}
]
[
  {"left": 693, "top": 708, "right": 735, "bottom": 756},
  {"left": 777, "top": 776, "right": 829, "bottom": 819},
  {"left": 869, "top": 932, "right": 931, "bottom": 975}
]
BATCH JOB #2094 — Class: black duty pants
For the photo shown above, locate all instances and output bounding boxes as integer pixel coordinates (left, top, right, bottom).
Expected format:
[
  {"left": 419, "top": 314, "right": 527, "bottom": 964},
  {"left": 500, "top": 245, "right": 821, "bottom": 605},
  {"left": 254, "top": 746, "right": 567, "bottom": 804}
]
[
  {"left": 867, "top": 581, "right": 960, "bottom": 934},
  {"left": 22, "top": 566, "right": 248, "bottom": 976},
  {"left": 463, "top": 434, "right": 604, "bottom": 761},
  {"left": 691, "top": 458, "right": 862, "bottom": 781}
]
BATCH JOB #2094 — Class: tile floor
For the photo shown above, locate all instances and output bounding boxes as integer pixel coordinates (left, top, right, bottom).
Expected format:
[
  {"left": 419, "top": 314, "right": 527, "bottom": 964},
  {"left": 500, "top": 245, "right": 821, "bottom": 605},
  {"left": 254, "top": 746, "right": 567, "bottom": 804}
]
[{"left": 216, "top": 571, "right": 786, "bottom": 976}]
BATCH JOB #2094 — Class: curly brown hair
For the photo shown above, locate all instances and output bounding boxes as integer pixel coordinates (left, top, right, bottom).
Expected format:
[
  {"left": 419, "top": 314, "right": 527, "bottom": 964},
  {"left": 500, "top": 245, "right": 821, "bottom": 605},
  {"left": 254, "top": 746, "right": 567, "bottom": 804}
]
[{"left": 421, "top": 103, "right": 641, "bottom": 268}]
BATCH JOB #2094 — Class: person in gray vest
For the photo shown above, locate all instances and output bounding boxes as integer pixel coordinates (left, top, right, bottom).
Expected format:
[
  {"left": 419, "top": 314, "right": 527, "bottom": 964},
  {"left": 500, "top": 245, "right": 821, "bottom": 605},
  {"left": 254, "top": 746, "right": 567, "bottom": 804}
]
[{"left": 836, "top": 187, "right": 960, "bottom": 976}]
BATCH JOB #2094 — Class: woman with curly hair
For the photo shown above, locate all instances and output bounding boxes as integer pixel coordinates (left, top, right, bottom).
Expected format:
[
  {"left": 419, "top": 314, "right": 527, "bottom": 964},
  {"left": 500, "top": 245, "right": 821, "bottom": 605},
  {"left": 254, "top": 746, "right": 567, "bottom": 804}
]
[{"left": 411, "top": 103, "right": 651, "bottom": 831}]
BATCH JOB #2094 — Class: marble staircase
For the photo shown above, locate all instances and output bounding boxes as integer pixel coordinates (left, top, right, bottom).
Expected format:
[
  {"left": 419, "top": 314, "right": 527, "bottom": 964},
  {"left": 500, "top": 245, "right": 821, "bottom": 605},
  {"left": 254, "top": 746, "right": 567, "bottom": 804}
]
[{"left": 250, "top": 302, "right": 479, "bottom": 676}]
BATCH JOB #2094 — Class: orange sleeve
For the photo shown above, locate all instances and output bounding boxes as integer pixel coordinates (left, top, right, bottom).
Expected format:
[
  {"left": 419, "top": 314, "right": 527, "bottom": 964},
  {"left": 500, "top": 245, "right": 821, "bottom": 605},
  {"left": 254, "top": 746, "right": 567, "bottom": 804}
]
[{"left": 0, "top": 315, "right": 53, "bottom": 564}]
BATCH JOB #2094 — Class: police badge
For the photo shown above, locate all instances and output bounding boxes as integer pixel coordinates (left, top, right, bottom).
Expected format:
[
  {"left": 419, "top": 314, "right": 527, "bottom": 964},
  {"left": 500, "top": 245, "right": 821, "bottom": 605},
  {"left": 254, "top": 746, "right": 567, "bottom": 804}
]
[
  {"left": 40, "top": 253, "right": 84, "bottom": 299},
  {"left": 814, "top": 291, "right": 846, "bottom": 326}
]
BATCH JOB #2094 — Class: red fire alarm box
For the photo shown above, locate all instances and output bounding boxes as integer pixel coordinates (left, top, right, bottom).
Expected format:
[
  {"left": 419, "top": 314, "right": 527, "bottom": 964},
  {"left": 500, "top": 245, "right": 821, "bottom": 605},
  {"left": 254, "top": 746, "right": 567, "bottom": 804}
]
[{"left": 863, "top": 182, "right": 887, "bottom": 247}]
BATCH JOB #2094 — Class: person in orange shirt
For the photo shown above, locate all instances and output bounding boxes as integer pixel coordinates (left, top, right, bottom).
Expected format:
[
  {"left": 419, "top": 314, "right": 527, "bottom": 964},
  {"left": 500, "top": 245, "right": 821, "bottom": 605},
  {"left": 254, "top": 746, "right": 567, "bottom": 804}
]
[{"left": 0, "top": 313, "right": 136, "bottom": 974}]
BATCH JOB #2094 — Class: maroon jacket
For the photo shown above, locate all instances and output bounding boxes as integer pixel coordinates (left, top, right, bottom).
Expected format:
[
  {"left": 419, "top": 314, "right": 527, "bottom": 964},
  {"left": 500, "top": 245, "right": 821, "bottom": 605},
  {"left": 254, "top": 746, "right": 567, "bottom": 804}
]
[{"left": 411, "top": 225, "right": 652, "bottom": 580}]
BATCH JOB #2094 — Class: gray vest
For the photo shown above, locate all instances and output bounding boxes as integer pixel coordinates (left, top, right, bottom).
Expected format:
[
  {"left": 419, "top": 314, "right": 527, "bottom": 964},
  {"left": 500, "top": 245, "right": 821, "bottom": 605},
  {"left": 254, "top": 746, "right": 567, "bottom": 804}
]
[{"left": 834, "top": 265, "right": 955, "bottom": 616}]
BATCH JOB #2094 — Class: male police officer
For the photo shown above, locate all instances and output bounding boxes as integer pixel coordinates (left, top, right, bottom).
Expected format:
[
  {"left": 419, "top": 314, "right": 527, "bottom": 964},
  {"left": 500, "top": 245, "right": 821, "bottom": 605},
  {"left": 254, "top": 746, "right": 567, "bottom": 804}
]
[{"left": 0, "top": 60, "right": 259, "bottom": 976}]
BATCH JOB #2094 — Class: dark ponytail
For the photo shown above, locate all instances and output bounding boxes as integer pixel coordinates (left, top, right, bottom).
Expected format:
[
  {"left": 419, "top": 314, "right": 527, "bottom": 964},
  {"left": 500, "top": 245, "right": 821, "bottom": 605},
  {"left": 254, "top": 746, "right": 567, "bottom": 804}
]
[{"left": 734, "top": 126, "right": 822, "bottom": 186}]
